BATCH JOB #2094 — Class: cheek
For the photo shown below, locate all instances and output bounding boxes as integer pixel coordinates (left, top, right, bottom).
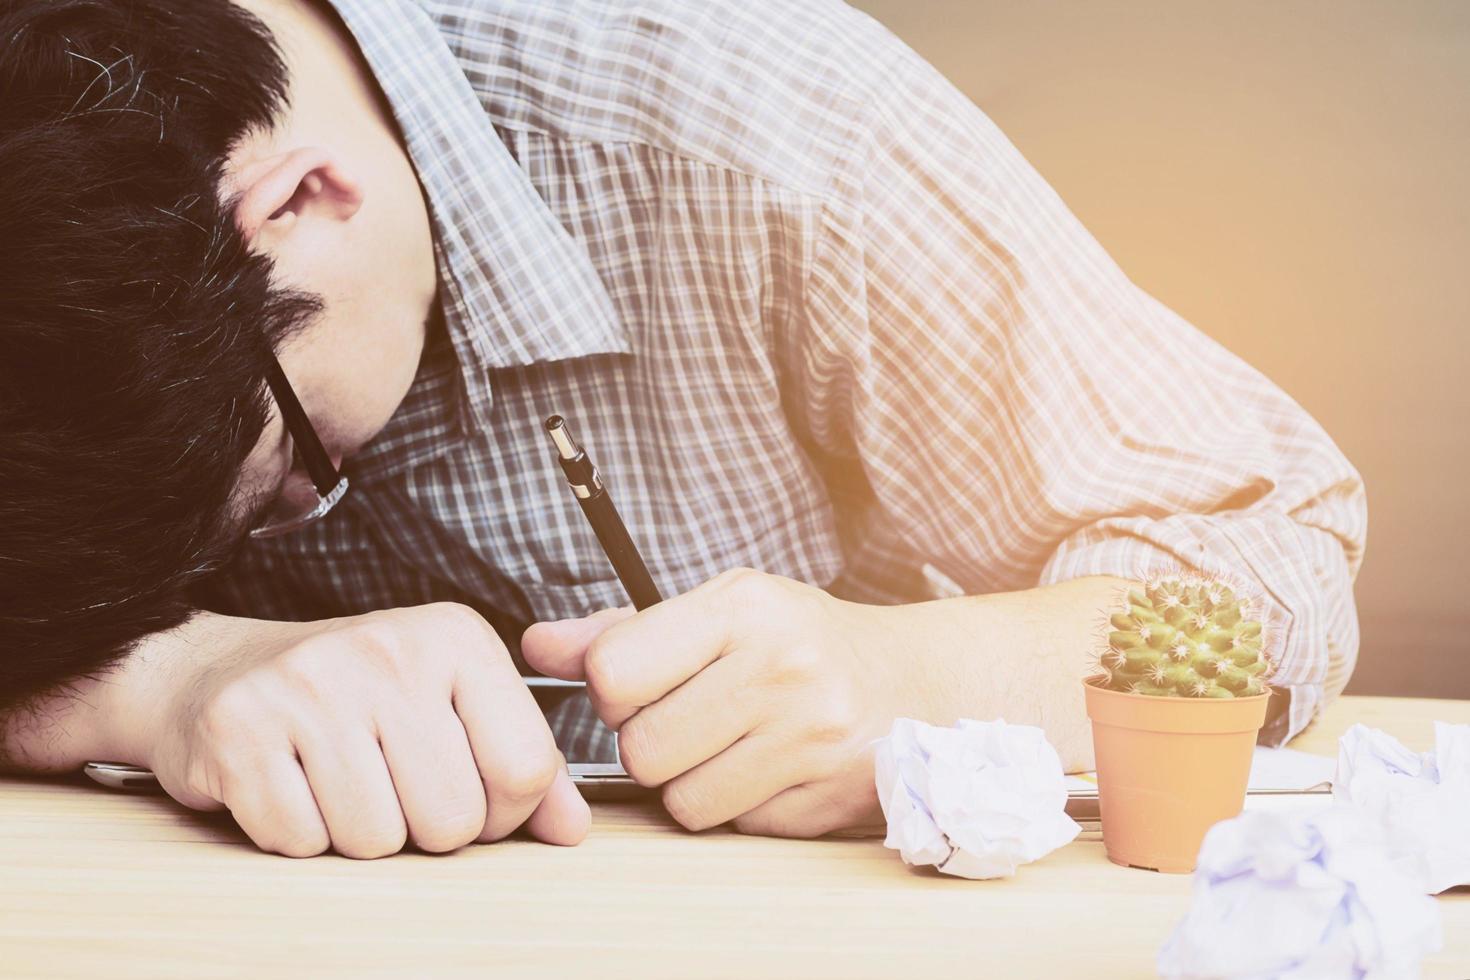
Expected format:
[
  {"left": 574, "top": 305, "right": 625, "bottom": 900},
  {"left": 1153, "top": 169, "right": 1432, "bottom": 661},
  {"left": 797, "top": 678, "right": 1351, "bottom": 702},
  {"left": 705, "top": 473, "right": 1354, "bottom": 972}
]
[
  {"left": 309, "top": 364, "right": 400, "bottom": 451},
  {"left": 289, "top": 313, "right": 423, "bottom": 455},
  {"left": 273, "top": 234, "right": 429, "bottom": 453},
  {"left": 343, "top": 163, "right": 434, "bottom": 304},
  {"left": 373, "top": 148, "right": 438, "bottom": 301},
  {"left": 273, "top": 203, "right": 403, "bottom": 319}
]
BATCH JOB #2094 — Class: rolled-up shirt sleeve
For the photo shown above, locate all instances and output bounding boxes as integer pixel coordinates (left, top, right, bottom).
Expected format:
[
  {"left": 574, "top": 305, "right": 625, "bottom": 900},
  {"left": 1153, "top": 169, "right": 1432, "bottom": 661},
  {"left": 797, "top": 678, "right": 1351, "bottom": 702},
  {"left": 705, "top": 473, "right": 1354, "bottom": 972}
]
[
  {"left": 793, "top": 12, "right": 1367, "bottom": 745},
  {"left": 1029, "top": 295, "right": 1367, "bottom": 746}
]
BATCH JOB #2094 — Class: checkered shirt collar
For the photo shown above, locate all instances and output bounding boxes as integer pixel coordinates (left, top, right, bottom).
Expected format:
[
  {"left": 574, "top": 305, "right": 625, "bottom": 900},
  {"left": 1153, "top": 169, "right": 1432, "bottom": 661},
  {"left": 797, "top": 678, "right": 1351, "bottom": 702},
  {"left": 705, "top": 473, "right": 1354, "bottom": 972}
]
[{"left": 326, "top": 0, "right": 630, "bottom": 427}]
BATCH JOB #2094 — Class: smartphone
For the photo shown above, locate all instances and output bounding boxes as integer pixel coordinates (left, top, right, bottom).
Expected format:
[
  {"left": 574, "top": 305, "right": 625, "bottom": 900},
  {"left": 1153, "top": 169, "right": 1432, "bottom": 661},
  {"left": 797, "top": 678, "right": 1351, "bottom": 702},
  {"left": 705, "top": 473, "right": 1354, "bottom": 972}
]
[{"left": 81, "top": 759, "right": 644, "bottom": 800}]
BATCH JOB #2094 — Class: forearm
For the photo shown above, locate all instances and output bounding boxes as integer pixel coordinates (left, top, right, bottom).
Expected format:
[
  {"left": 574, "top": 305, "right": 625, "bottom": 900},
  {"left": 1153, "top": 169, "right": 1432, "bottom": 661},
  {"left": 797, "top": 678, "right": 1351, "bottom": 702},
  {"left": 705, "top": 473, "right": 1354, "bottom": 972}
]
[
  {"left": 0, "top": 667, "right": 133, "bottom": 774},
  {"left": 0, "top": 611, "right": 248, "bottom": 774},
  {"left": 887, "top": 575, "right": 1135, "bottom": 772}
]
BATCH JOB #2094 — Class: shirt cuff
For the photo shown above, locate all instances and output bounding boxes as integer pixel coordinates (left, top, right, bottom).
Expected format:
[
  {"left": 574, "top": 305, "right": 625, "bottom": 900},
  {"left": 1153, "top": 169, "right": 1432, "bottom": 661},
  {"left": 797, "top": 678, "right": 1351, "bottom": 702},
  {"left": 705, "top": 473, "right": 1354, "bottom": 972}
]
[{"left": 1037, "top": 531, "right": 1326, "bottom": 746}]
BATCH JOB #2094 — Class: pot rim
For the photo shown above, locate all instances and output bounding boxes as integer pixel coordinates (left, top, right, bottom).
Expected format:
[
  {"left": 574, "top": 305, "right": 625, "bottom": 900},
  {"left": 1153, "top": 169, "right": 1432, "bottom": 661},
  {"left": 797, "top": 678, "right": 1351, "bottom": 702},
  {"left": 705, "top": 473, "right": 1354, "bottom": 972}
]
[
  {"left": 1083, "top": 674, "right": 1272, "bottom": 734},
  {"left": 1082, "top": 673, "right": 1272, "bottom": 704}
]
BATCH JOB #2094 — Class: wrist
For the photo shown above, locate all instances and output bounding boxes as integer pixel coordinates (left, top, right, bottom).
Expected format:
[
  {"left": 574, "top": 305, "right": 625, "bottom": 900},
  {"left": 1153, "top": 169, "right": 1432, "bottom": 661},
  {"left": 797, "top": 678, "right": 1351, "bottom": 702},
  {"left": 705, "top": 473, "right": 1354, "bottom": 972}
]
[
  {"left": 86, "top": 626, "right": 180, "bottom": 768},
  {"left": 0, "top": 611, "right": 240, "bottom": 774},
  {"left": 874, "top": 576, "right": 1136, "bottom": 768},
  {"left": 93, "top": 611, "right": 259, "bottom": 769}
]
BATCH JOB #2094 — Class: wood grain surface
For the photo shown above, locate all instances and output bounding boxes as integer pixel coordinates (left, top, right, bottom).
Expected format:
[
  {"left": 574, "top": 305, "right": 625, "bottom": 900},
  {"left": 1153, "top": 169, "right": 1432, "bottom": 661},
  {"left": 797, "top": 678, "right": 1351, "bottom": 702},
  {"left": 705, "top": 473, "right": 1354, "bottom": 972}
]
[{"left": 2, "top": 696, "right": 1466, "bottom": 979}]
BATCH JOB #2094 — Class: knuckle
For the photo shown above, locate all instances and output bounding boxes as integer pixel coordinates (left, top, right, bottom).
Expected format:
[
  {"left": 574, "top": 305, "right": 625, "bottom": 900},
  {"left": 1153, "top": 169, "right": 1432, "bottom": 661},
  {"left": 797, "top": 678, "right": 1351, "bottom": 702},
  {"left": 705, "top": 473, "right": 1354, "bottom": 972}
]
[
  {"left": 710, "top": 568, "right": 814, "bottom": 625},
  {"left": 713, "top": 566, "right": 762, "bottom": 596},
  {"left": 616, "top": 718, "right": 661, "bottom": 786},
  {"left": 491, "top": 754, "right": 558, "bottom": 808},
  {"left": 661, "top": 780, "right": 715, "bottom": 832},
  {"left": 808, "top": 691, "right": 862, "bottom": 745},
  {"left": 272, "top": 826, "right": 331, "bottom": 859},
  {"left": 424, "top": 602, "right": 490, "bottom": 640},
  {"left": 342, "top": 621, "right": 409, "bottom": 672},
  {"left": 768, "top": 643, "right": 826, "bottom": 687},
  {"left": 583, "top": 635, "right": 620, "bottom": 696},
  {"left": 273, "top": 641, "right": 340, "bottom": 694},
  {"left": 412, "top": 806, "right": 486, "bottom": 854},
  {"left": 335, "top": 824, "right": 408, "bottom": 860},
  {"left": 424, "top": 600, "right": 474, "bottom": 619}
]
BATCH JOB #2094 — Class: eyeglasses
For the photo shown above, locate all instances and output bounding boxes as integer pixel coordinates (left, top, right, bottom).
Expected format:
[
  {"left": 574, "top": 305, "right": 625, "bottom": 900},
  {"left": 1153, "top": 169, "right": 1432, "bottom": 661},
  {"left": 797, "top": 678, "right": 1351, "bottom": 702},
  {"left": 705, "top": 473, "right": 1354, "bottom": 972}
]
[{"left": 248, "top": 353, "right": 349, "bottom": 539}]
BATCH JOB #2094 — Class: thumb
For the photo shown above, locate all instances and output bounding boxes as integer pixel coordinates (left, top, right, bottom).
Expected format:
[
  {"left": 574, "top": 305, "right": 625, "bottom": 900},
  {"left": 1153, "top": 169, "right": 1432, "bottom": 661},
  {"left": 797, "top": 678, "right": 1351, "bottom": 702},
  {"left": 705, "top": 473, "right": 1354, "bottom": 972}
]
[
  {"left": 522, "top": 606, "right": 635, "bottom": 680},
  {"left": 524, "top": 764, "right": 592, "bottom": 846}
]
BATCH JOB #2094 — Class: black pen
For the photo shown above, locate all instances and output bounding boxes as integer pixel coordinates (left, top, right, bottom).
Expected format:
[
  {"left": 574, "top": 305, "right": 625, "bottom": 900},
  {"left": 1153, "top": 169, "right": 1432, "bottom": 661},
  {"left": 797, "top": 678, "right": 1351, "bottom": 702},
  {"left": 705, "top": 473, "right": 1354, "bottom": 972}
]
[{"left": 543, "top": 415, "right": 663, "bottom": 610}]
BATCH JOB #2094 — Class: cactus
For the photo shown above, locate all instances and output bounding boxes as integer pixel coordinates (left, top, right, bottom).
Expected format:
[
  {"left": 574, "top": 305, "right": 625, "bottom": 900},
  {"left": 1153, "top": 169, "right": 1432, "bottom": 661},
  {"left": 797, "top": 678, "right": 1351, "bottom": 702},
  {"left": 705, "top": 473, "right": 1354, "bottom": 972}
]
[{"left": 1094, "top": 576, "right": 1271, "bottom": 698}]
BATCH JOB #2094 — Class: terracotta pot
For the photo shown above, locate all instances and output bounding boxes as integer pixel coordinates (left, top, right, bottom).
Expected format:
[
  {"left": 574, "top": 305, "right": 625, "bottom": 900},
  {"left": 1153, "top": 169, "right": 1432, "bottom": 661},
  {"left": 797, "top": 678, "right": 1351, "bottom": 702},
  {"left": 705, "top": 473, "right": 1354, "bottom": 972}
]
[{"left": 1083, "top": 678, "right": 1270, "bottom": 873}]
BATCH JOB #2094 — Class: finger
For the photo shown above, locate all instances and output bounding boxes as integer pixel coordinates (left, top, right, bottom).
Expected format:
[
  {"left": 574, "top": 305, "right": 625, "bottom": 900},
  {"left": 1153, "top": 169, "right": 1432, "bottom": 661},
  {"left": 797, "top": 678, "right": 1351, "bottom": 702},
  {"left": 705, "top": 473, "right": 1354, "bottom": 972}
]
[
  {"left": 523, "top": 765, "right": 592, "bottom": 846},
  {"left": 295, "top": 730, "right": 408, "bottom": 859},
  {"left": 376, "top": 706, "right": 486, "bottom": 854},
  {"left": 616, "top": 652, "right": 761, "bottom": 786},
  {"left": 660, "top": 732, "right": 809, "bottom": 832},
  {"left": 730, "top": 782, "right": 869, "bottom": 839},
  {"left": 520, "top": 606, "right": 635, "bottom": 681},
  {"left": 581, "top": 573, "right": 760, "bottom": 728},
  {"left": 219, "top": 754, "right": 331, "bottom": 858},
  {"left": 453, "top": 652, "right": 564, "bottom": 842}
]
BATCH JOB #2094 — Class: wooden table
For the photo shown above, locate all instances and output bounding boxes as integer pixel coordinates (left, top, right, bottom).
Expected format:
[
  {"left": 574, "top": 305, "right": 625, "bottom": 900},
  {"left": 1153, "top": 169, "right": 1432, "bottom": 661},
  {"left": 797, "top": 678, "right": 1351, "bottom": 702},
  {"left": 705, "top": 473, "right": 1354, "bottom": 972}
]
[{"left": 2, "top": 696, "right": 1466, "bottom": 978}]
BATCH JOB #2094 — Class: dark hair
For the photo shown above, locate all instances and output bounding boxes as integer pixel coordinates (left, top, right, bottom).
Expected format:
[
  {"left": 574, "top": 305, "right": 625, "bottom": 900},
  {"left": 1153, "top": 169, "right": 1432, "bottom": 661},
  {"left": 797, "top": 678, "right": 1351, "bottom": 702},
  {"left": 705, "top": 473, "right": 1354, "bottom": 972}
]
[{"left": 0, "top": 0, "right": 319, "bottom": 715}]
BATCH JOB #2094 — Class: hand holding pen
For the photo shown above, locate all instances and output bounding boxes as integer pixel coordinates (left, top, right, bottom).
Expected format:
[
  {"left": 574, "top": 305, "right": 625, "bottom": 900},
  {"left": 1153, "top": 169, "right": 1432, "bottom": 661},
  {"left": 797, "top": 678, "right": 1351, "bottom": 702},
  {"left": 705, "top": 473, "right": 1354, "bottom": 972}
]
[{"left": 532, "top": 413, "right": 902, "bottom": 838}]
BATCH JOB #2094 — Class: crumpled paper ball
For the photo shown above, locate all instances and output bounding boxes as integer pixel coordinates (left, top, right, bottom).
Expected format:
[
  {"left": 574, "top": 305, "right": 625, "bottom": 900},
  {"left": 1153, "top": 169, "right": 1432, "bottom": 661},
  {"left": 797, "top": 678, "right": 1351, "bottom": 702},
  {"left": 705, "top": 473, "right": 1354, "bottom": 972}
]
[
  {"left": 873, "top": 718, "right": 1080, "bottom": 879},
  {"left": 1333, "top": 721, "right": 1470, "bottom": 894},
  {"left": 1157, "top": 807, "right": 1442, "bottom": 980}
]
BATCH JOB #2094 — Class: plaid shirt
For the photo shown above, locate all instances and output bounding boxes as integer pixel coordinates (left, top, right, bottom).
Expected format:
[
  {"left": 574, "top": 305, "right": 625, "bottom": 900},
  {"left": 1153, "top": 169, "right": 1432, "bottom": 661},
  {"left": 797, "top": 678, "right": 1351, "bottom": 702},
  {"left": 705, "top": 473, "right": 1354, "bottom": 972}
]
[{"left": 205, "top": 0, "right": 1367, "bottom": 756}]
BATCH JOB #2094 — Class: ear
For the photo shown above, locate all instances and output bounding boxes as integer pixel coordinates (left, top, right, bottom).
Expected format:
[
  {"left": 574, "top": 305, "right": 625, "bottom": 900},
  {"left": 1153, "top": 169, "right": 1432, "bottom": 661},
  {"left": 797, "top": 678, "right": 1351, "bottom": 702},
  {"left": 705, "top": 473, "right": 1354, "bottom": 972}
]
[{"left": 229, "top": 146, "right": 363, "bottom": 245}]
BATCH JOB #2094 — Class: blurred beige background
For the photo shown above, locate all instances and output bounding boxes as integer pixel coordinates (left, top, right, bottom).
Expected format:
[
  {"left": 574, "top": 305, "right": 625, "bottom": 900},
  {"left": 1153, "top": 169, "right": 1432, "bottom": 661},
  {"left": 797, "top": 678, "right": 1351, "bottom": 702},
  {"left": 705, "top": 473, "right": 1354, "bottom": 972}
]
[{"left": 852, "top": 0, "right": 1470, "bottom": 698}]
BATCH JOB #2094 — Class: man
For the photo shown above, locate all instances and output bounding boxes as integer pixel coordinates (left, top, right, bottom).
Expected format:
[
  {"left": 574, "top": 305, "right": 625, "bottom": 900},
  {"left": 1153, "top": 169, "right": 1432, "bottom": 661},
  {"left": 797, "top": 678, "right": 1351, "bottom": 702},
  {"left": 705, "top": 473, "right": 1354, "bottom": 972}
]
[{"left": 0, "top": 0, "right": 1365, "bottom": 858}]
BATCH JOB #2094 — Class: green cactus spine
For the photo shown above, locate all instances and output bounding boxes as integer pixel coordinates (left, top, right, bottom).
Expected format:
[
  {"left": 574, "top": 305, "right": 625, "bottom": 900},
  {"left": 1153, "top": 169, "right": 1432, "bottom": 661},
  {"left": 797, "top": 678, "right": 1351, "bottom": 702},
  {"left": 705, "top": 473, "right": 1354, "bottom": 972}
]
[{"left": 1095, "top": 577, "right": 1271, "bottom": 698}]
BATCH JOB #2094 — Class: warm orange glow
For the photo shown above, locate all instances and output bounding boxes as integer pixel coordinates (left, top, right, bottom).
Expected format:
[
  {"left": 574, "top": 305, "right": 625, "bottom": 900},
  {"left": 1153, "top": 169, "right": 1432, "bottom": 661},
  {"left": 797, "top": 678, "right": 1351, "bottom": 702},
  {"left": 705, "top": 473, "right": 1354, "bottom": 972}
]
[{"left": 855, "top": 0, "right": 1470, "bottom": 697}]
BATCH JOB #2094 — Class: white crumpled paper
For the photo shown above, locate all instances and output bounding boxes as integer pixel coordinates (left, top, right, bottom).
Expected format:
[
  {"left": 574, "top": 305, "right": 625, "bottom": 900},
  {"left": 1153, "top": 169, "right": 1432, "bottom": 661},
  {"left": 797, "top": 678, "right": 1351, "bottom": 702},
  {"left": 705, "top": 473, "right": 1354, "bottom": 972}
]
[
  {"left": 1157, "top": 808, "right": 1442, "bottom": 980},
  {"left": 1333, "top": 721, "right": 1470, "bottom": 894},
  {"left": 873, "top": 718, "right": 1080, "bottom": 879}
]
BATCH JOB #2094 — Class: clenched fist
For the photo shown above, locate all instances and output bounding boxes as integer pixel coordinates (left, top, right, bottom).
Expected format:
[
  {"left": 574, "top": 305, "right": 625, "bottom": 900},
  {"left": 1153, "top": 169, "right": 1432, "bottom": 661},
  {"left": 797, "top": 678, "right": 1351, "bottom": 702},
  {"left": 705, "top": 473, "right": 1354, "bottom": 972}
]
[{"left": 121, "top": 604, "right": 588, "bottom": 857}]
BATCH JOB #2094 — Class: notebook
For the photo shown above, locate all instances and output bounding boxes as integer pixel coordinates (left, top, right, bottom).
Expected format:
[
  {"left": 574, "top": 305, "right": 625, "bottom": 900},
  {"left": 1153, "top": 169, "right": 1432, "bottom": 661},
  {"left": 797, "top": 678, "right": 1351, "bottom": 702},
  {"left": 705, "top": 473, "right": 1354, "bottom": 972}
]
[{"left": 1065, "top": 745, "right": 1337, "bottom": 839}]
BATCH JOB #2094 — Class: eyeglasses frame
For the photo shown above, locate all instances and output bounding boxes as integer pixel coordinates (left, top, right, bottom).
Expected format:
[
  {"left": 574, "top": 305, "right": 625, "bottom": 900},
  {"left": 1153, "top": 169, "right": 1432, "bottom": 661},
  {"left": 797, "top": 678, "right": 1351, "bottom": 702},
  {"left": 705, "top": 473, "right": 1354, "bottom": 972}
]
[{"left": 248, "top": 353, "right": 349, "bottom": 539}]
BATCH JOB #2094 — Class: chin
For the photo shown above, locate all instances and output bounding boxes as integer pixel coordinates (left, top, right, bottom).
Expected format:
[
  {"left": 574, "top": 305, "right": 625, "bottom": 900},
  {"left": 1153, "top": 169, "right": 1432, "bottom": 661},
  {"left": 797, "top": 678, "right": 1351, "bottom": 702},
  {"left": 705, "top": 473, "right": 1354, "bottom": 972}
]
[{"left": 338, "top": 406, "right": 401, "bottom": 460}]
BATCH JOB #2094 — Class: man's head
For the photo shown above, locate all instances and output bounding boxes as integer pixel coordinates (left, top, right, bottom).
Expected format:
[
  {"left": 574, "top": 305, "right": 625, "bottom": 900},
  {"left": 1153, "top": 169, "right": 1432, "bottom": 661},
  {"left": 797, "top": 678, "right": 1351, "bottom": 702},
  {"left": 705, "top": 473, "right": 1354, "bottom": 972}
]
[{"left": 0, "top": 0, "right": 436, "bottom": 709}]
